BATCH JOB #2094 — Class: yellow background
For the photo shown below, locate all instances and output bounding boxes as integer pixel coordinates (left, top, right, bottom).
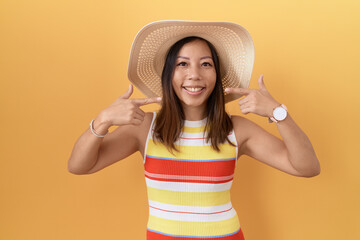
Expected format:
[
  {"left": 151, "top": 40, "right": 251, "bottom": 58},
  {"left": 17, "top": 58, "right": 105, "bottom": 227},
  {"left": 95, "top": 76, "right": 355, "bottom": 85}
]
[{"left": 1, "top": 0, "right": 359, "bottom": 239}]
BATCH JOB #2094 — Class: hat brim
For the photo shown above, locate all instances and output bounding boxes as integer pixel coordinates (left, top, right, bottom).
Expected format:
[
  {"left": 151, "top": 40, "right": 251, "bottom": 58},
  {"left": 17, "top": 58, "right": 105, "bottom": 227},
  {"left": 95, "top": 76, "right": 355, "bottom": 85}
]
[{"left": 127, "top": 20, "right": 255, "bottom": 103}]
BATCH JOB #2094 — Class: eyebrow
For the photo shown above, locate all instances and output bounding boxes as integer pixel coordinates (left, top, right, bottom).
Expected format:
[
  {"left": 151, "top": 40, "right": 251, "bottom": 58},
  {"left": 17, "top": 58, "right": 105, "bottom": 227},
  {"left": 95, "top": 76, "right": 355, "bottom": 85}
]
[{"left": 177, "top": 56, "right": 213, "bottom": 60}]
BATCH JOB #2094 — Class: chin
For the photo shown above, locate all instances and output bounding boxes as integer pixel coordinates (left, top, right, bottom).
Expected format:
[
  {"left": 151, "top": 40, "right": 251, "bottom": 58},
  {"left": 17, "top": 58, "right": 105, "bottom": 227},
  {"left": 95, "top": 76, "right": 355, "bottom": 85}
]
[{"left": 180, "top": 98, "right": 207, "bottom": 108}]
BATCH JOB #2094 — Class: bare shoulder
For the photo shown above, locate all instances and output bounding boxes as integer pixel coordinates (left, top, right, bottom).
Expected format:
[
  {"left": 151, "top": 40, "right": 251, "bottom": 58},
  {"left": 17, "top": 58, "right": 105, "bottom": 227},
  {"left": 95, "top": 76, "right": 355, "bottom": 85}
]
[
  {"left": 84, "top": 112, "right": 155, "bottom": 174},
  {"left": 230, "top": 114, "right": 268, "bottom": 157},
  {"left": 229, "top": 114, "right": 307, "bottom": 177},
  {"left": 230, "top": 114, "right": 256, "bottom": 134},
  {"left": 110, "top": 112, "right": 154, "bottom": 152}
]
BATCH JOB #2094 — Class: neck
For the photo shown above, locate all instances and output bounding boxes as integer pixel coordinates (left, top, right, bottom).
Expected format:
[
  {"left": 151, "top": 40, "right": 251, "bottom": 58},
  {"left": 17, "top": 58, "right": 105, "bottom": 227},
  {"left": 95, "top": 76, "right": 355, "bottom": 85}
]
[{"left": 182, "top": 104, "right": 207, "bottom": 121}]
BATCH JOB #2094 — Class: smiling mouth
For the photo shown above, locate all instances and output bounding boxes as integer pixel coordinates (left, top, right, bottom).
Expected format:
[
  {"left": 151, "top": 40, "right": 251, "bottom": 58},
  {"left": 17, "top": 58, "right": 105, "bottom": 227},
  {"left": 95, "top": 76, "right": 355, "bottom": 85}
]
[{"left": 183, "top": 87, "right": 205, "bottom": 93}]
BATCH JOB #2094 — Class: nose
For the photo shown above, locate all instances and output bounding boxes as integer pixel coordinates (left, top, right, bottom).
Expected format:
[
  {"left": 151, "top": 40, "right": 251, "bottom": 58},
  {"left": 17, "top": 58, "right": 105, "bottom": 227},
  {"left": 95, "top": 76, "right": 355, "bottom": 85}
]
[{"left": 187, "top": 65, "right": 201, "bottom": 80}]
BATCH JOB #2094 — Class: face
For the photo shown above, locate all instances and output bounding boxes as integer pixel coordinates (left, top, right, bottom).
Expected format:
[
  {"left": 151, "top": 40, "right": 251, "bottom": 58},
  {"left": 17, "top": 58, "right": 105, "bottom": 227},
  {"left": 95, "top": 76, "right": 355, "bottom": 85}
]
[{"left": 172, "top": 39, "right": 217, "bottom": 110}]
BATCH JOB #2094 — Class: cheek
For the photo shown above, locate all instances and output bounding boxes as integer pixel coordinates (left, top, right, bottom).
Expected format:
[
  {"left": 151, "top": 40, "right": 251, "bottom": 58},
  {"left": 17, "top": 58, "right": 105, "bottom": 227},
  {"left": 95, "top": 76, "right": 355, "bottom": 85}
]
[
  {"left": 207, "top": 78, "right": 217, "bottom": 96},
  {"left": 171, "top": 78, "right": 182, "bottom": 96},
  {"left": 208, "top": 73, "right": 217, "bottom": 89},
  {"left": 171, "top": 77, "right": 180, "bottom": 89}
]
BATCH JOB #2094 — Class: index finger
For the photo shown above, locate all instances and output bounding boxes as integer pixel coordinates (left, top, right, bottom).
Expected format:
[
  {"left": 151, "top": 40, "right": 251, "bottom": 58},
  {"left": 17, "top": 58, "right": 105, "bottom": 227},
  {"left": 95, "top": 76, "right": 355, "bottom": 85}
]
[{"left": 131, "top": 97, "right": 162, "bottom": 106}]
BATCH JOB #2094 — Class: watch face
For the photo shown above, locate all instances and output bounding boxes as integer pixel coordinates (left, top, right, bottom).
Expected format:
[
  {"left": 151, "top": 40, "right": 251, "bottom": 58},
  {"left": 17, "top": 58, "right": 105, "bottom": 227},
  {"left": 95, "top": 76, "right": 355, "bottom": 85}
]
[{"left": 273, "top": 107, "right": 287, "bottom": 121}]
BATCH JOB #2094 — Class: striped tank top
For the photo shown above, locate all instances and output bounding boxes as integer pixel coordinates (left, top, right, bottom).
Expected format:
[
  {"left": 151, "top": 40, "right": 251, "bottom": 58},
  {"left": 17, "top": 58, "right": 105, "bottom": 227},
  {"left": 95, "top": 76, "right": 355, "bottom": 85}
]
[{"left": 144, "top": 112, "right": 245, "bottom": 240}]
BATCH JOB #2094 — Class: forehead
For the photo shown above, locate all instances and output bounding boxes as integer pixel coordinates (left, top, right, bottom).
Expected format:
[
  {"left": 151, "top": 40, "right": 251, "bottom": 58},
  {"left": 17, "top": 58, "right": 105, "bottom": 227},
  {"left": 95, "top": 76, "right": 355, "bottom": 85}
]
[{"left": 178, "top": 39, "right": 212, "bottom": 56}]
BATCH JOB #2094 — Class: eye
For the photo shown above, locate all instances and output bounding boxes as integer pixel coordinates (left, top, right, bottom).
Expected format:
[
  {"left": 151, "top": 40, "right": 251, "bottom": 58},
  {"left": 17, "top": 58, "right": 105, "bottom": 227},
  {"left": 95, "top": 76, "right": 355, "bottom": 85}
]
[
  {"left": 202, "top": 62, "right": 213, "bottom": 67},
  {"left": 176, "top": 61, "right": 187, "bottom": 67}
]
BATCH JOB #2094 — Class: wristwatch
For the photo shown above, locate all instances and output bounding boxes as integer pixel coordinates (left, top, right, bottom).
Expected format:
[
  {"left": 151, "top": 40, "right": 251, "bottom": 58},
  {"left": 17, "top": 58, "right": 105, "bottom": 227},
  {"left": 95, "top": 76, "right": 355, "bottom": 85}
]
[{"left": 268, "top": 104, "right": 288, "bottom": 123}]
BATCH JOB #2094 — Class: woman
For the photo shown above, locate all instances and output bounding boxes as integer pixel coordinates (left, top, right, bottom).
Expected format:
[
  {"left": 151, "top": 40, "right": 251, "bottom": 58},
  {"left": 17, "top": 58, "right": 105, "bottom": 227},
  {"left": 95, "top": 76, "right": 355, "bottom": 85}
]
[{"left": 68, "top": 21, "right": 320, "bottom": 240}]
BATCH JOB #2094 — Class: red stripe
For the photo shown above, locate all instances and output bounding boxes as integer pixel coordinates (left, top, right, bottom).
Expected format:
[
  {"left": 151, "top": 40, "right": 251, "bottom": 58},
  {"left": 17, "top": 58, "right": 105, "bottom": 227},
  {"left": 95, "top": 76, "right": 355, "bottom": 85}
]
[
  {"left": 145, "top": 175, "right": 233, "bottom": 184},
  {"left": 149, "top": 206, "right": 233, "bottom": 215},
  {"left": 147, "top": 228, "right": 245, "bottom": 240},
  {"left": 145, "top": 156, "right": 235, "bottom": 177}
]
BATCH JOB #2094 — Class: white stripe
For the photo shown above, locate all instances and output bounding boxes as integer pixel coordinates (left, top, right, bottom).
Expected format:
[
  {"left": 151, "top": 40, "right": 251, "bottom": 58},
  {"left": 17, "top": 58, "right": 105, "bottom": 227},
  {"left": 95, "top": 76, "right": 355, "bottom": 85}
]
[
  {"left": 228, "top": 130, "right": 239, "bottom": 166},
  {"left": 176, "top": 130, "right": 209, "bottom": 146},
  {"left": 143, "top": 112, "right": 157, "bottom": 164},
  {"left": 148, "top": 200, "right": 233, "bottom": 214},
  {"left": 149, "top": 206, "right": 237, "bottom": 222},
  {"left": 183, "top": 118, "right": 208, "bottom": 127},
  {"left": 145, "top": 177, "right": 232, "bottom": 192},
  {"left": 180, "top": 132, "right": 207, "bottom": 138},
  {"left": 175, "top": 138, "right": 211, "bottom": 146}
]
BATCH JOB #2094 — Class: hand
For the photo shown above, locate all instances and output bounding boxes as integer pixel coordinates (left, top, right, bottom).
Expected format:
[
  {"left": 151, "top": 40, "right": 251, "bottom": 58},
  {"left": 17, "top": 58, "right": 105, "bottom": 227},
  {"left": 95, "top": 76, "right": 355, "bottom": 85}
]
[
  {"left": 225, "top": 74, "right": 280, "bottom": 118},
  {"left": 100, "top": 84, "right": 162, "bottom": 126}
]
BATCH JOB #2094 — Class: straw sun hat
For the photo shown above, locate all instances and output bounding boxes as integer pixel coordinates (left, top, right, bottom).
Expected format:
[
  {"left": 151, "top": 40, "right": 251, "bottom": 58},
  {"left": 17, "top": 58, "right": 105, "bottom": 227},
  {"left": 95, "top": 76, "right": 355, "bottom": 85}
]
[{"left": 127, "top": 20, "right": 255, "bottom": 103}]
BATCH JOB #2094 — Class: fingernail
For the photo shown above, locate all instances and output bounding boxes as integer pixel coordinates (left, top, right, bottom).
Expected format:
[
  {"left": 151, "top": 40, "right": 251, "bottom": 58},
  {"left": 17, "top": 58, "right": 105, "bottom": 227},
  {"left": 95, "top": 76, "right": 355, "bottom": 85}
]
[
  {"left": 224, "top": 88, "right": 229, "bottom": 92},
  {"left": 157, "top": 97, "right": 162, "bottom": 101}
]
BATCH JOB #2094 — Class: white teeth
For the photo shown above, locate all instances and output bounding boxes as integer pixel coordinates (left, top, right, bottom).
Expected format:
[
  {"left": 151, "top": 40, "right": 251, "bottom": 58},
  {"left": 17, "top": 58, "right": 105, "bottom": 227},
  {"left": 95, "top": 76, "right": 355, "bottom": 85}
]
[{"left": 184, "top": 87, "right": 203, "bottom": 92}]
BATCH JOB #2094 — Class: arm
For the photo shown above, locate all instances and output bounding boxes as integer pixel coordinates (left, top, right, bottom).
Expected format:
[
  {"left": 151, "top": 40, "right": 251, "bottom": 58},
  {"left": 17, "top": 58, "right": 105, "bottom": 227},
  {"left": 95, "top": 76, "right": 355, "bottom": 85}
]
[
  {"left": 67, "top": 116, "right": 112, "bottom": 175},
  {"left": 227, "top": 75, "right": 320, "bottom": 177},
  {"left": 67, "top": 115, "right": 140, "bottom": 175},
  {"left": 273, "top": 113, "right": 320, "bottom": 177},
  {"left": 67, "top": 84, "right": 160, "bottom": 175}
]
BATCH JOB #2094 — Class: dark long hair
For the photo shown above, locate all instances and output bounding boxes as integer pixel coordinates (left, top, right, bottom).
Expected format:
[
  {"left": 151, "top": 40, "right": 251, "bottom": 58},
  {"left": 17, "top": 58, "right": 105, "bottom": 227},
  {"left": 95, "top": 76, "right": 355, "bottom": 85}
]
[{"left": 154, "top": 36, "right": 234, "bottom": 153}]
